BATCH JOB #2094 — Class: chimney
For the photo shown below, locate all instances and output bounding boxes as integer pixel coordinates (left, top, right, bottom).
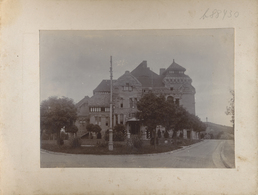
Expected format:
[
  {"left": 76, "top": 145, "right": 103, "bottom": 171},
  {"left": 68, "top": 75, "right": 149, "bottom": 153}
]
[
  {"left": 141, "top": 60, "right": 147, "bottom": 68},
  {"left": 160, "top": 68, "right": 165, "bottom": 75}
]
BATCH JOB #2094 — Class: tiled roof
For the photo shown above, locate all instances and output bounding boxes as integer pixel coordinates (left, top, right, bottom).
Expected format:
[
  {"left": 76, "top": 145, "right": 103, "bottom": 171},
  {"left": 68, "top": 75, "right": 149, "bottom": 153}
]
[
  {"left": 93, "top": 79, "right": 117, "bottom": 93},
  {"left": 88, "top": 93, "right": 110, "bottom": 107},
  {"left": 131, "top": 61, "right": 164, "bottom": 87},
  {"left": 163, "top": 59, "right": 186, "bottom": 74},
  {"left": 115, "top": 71, "right": 142, "bottom": 87},
  {"left": 76, "top": 96, "right": 90, "bottom": 108}
]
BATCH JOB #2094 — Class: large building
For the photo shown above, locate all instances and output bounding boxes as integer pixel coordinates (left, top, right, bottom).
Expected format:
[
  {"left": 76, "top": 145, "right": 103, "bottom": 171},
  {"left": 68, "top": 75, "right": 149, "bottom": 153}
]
[{"left": 75, "top": 60, "right": 197, "bottom": 139}]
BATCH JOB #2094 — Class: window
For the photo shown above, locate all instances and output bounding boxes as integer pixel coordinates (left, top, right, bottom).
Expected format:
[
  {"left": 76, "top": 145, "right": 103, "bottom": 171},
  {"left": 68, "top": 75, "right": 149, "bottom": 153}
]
[
  {"left": 120, "top": 114, "right": 123, "bottom": 124},
  {"left": 120, "top": 98, "right": 123, "bottom": 108},
  {"left": 98, "top": 116, "right": 101, "bottom": 126},
  {"left": 167, "top": 96, "right": 174, "bottom": 103},
  {"left": 175, "top": 98, "right": 180, "bottom": 106},
  {"left": 123, "top": 83, "right": 129, "bottom": 91},
  {"left": 129, "top": 98, "right": 133, "bottom": 108},
  {"left": 95, "top": 116, "right": 98, "bottom": 124},
  {"left": 169, "top": 71, "right": 174, "bottom": 73},
  {"left": 115, "top": 114, "right": 118, "bottom": 125},
  {"left": 170, "top": 87, "right": 173, "bottom": 91},
  {"left": 106, "top": 117, "right": 109, "bottom": 126},
  {"left": 133, "top": 98, "right": 137, "bottom": 108}
]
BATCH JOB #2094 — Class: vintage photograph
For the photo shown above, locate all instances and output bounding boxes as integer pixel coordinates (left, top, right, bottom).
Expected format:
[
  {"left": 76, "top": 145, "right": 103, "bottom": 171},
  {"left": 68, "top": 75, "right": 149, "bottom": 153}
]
[{"left": 40, "top": 29, "right": 234, "bottom": 168}]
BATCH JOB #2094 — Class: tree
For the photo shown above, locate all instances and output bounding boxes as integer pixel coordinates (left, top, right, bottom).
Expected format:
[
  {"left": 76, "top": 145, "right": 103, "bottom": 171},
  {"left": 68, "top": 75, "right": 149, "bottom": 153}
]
[
  {"left": 137, "top": 93, "right": 167, "bottom": 149},
  {"left": 65, "top": 124, "right": 79, "bottom": 139},
  {"left": 172, "top": 105, "right": 191, "bottom": 143},
  {"left": 40, "top": 96, "right": 77, "bottom": 146},
  {"left": 86, "top": 124, "right": 101, "bottom": 139},
  {"left": 225, "top": 89, "right": 234, "bottom": 127}
]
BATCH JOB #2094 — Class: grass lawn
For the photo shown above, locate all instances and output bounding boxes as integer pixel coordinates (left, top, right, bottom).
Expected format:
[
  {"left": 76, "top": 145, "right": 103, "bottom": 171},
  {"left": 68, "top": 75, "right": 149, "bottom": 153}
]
[{"left": 41, "top": 138, "right": 201, "bottom": 155}]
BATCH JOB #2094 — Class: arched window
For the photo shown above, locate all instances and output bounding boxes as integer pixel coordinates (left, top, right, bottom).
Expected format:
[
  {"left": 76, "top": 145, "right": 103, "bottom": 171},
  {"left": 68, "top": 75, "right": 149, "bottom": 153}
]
[{"left": 167, "top": 96, "right": 174, "bottom": 102}]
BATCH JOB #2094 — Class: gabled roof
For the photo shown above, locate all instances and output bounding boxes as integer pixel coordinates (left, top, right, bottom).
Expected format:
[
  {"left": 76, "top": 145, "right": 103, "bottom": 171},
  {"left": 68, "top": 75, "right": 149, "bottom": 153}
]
[
  {"left": 76, "top": 96, "right": 90, "bottom": 108},
  {"left": 88, "top": 93, "right": 110, "bottom": 107},
  {"left": 163, "top": 59, "right": 186, "bottom": 74},
  {"left": 114, "top": 71, "right": 142, "bottom": 87},
  {"left": 93, "top": 79, "right": 117, "bottom": 93},
  {"left": 131, "top": 61, "right": 164, "bottom": 87}
]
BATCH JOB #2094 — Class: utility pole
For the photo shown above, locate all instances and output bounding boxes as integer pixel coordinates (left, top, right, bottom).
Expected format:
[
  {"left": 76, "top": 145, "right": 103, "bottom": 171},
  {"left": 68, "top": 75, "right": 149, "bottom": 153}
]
[{"left": 109, "top": 56, "right": 113, "bottom": 151}]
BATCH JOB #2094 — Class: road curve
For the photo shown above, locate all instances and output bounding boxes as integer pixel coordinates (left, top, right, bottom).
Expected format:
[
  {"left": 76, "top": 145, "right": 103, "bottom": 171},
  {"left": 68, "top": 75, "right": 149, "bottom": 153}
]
[{"left": 41, "top": 140, "right": 234, "bottom": 168}]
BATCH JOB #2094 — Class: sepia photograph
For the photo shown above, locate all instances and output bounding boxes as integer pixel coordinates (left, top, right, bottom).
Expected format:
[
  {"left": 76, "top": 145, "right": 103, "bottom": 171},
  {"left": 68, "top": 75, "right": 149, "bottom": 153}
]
[
  {"left": 40, "top": 29, "right": 235, "bottom": 168},
  {"left": 1, "top": 0, "right": 258, "bottom": 194}
]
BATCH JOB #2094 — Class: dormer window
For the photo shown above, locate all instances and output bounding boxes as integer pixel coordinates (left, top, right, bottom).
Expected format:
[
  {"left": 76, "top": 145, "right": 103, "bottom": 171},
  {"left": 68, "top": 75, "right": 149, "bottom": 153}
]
[{"left": 123, "top": 83, "right": 133, "bottom": 91}]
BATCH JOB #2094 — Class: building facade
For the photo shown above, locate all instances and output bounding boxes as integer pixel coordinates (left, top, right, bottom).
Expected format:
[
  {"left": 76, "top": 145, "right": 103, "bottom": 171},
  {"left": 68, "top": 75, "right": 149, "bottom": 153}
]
[{"left": 76, "top": 60, "right": 197, "bottom": 139}]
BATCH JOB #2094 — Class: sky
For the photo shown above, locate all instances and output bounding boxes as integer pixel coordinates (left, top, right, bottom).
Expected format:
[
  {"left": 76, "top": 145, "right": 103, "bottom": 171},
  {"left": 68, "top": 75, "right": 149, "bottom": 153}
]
[{"left": 40, "top": 29, "right": 234, "bottom": 126}]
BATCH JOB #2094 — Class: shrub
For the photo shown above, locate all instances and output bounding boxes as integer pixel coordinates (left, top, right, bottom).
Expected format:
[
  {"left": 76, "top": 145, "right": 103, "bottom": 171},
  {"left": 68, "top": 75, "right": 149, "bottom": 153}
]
[
  {"left": 97, "top": 132, "right": 102, "bottom": 139},
  {"left": 60, "top": 131, "right": 68, "bottom": 140},
  {"left": 69, "top": 137, "right": 81, "bottom": 148},
  {"left": 132, "top": 135, "right": 143, "bottom": 149},
  {"left": 59, "top": 139, "right": 64, "bottom": 145},
  {"left": 158, "top": 129, "right": 161, "bottom": 138},
  {"left": 104, "top": 130, "right": 109, "bottom": 141},
  {"left": 105, "top": 129, "right": 125, "bottom": 141},
  {"left": 114, "top": 131, "right": 125, "bottom": 141},
  {"left": 126, "top": 138, "right": 133, "bottom": 148},
  {"left": 150, "top": 137, "right": 159, "bottom": 145},
  {"left": 164, "top": 131, "right": 169, "bottom": 138},
  {"left": 96, "top": 141, "right": 108, "bottom": 148}
]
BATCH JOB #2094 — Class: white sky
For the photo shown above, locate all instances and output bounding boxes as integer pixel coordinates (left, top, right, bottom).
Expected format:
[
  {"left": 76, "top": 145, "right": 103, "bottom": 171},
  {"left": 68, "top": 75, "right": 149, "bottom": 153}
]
[{"left": 40, "top": 29, "right": 234, "bottom": 126}]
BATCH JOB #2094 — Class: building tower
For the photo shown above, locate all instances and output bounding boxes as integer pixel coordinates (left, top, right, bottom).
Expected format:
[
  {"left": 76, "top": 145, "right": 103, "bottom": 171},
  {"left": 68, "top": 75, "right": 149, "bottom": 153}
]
[{"left": 160, "top": 59, "right": 196, "bottom": 114}]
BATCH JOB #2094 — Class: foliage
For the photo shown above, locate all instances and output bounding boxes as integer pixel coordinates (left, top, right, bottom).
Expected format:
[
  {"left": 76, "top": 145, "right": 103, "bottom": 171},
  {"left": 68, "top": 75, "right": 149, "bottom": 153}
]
[
  {"left": 65, "top": 125, "right": 78, "bottom": 134},
  {"left": 113, "top": 124, "right": 126, "bottom": 134},
  {"left": 97, "top": 132, "right": 102, "bottom": 139},
  {"left": 225, "top": 89, "right": 234, "bottom": 127},
  {"left": 114, "top": 131, "right": 125, "bottom": 141},
  {"left": 96, "top": 141, "right": 108, "bottom": 148},
  {"left": 86, "top": 123, "right": 95, "bottom": 132},
  {"left": 137, "top": 92, "right": 206, "bottom": 145},
  {"left": 104, "top": 124, "right": 126, "bottom": 141},
  {"left": 137, "top": 93, "right": 167, "bottom": 148},
  {"left": 69, "top": 137, "right": 82, "bottom": 148},
  {"left": 132, "top": 135, "right": 143, "bottom": 149},
  {"left": 164, "top": 131, "right": 169, "bottom": 138},
  {"left": 150, "top": 137, "right": 159, "bottom": 145},
  {"left": 86, "top": 124, "right": 101, "bottom": 133},
  {"left": 60, "top": 131, "right": 69, "bottom": 140},
  {"left": 157, "top": 129, "right": 161, "bottom": 138},
  {"left": 86, "top": 124, "right": 101, "bottom": 139},
  {"left": 40, "top": 96, "right": 77, "bottom": 146}
]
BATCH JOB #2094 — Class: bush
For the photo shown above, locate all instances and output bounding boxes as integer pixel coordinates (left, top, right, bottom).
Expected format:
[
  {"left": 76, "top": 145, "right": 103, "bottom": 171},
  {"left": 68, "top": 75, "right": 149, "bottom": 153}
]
[
  {"left": 132, "top": 135, "right": 143, "bottom": 149},
  {"left": 158, "top": 129, "right": 161, "bottom": 138},
  {"left": 105, "top": 129, "right": 125, "bottom": 141},
  {"left": 60, "top": 131, "right": 68, "bottom": 140},
  {"left": 59, "top": 139, "right": 64, "bottom": 145},
  {"left": 150, "top": 137, "right": 159, "bottom": 145},
  {"left": 96, "top": 141, "right": 108, "bottom": 148},
  {"left": 69, "top": 137, "right": 81, "bottom": 148},
  {"left": 114, "top": 131, "right": 125, "bottom": 141},
  {"left": 164, "top": 131, "right": 169, "bottom": 138},
  {"left": 97, "top": 132, "right": 102, "bottom": 139}
]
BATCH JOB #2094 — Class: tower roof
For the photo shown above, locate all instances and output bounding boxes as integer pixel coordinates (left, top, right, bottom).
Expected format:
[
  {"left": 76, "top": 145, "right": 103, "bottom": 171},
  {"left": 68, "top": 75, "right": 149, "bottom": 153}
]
[{"left": 164, "top": 59, "right": 186, "bottom": 73}]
